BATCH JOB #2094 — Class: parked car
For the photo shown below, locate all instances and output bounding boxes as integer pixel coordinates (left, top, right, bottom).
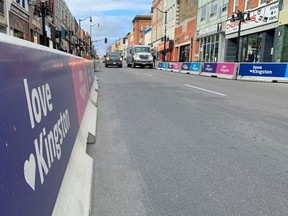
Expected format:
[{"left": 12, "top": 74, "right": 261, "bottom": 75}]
[{"left": 104, "top": 52, "right": 123, "bottom": 68}]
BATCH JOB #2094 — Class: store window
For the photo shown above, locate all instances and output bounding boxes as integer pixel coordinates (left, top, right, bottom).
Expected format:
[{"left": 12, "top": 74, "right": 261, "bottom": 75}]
[
  {"left": 199, "top": 34, "right": 219, "bottom": 62},
  {"left": 242, "top": 33, "right": 262, "bottom": 62}
]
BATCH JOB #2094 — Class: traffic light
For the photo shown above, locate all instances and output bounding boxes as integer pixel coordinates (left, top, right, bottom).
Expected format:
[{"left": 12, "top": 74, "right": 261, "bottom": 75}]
[{"left": 104, "top": 38, "right": 107, "bottom": 43}]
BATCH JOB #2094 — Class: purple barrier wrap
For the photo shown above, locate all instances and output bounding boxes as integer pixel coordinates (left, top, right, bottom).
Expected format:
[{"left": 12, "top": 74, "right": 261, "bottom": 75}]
[
  {"left": 202, "top": 63, "right": 217, "bottom": 73},
  {"left": 0, "top": 40, "right": 87, "bottom": 215},
  {"left": 239, "top": 63, "right": 288, "bottom": 78},
  {"left": 202, "top": 62, "right": 237, "bottom": 79}
]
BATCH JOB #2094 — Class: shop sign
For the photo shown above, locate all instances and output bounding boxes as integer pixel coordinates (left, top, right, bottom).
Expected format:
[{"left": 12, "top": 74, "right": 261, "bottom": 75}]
[
  {"left": 196, "top": 25, "right": 217, "bottom": 39},
  {"left": 226, "top": 2, "right": 279, "bottom": 35},
  {"left": 158, "top": 41, "right": 172, "bottom": 52}
]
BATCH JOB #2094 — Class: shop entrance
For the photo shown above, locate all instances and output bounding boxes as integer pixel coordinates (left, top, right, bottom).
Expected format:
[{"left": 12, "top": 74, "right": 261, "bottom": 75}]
[
  {"left": 179, "top": 44, "right": 190, "bottom": 62},
  {"left": 242, "top": 33, "right": 262, "bottom": 62}
]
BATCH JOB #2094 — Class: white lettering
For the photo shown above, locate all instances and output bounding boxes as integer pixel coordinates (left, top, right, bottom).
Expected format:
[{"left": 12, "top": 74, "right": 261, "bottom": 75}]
[
  {"left": 46, "top": 83, "right": 53, "bottom": 112},
  {"left": 31, "top": 88, "right": 42, "bottom": 124},
  {"left": 23, "top": 79, "right": 35, "bottom": 128},
  {"left": 34, "top": 130, "right": 49, "bottom": 184},
  {"left": 24, "top": 79, "right": 54, "bottom": 128}
]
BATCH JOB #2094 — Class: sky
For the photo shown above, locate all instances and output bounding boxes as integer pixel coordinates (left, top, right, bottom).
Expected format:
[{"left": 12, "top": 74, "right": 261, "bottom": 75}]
[{"left": 65, "top": 0, "right": 152, "bottom": 56}]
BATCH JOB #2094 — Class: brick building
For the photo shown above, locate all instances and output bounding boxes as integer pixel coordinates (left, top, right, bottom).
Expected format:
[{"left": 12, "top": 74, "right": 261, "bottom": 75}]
[
  {"left": 225, "top": 0, "right": 280, "bottom": 62},
  {"left": 132, "top": 15, "right": 151, "bottom": 45},
  {"left": 174, "top": 0, "right": 198, "bottom": 62}
]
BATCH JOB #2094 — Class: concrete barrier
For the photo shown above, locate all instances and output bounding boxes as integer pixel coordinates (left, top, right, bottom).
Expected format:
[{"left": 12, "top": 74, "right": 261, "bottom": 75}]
[
  {"left": 202, "top": 62, "right": 238, "bottom": 80},
  {"left": 0, "top": 33, "right": 97, "bottom": 216},
  {"left": 156, "top": 60, "right": 288, "bottom": 83},
  {"left": 157, "top": 61, "right": 168, "bottom": 70},
  {"left": 180, "top": 62, "right": 202, "bottom": 75},
  {"left": 238, "top": 62, "right": 288, "bottom": 82},
  {"left": 93, "top": 60, "right": 101, "bottom": 72},
  {"left": 167, "top": 62, "right": 181, "bottom": 72}
]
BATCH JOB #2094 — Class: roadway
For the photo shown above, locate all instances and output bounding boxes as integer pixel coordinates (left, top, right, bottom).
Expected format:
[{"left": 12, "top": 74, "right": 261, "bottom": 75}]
[{"left": 88, "top": 63, "right": 288, "bottom": 216}]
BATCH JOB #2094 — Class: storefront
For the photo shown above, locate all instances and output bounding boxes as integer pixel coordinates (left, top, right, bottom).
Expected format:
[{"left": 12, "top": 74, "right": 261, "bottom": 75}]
[
  {"left": 174, "top": 18, "right": 197, "bottom": 62},
  {"left": 157, "top": 40, "right": 174, "bottom": 61},
  {"left": 29, "top": 12, "right": 41, "bottom": 44},
  {"left": 9, "top": 3, "right": 29, "bottom": 40},
  {"left": 196, "top": 22, "right": 225, "bottom": 62},
  {"left": 225, "top": 2, "right": 279, "bottom": 62}
]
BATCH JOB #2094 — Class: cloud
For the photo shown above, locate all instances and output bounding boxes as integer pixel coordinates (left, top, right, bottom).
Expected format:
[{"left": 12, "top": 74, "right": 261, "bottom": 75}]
[{"left": 65, "top": 0, "right": 152, "bottom": 55}]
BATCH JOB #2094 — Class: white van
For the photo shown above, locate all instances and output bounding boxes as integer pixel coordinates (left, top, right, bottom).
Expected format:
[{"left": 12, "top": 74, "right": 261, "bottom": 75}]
[{"left": 126, "top": 45, "right": 154, "bottom": 69}]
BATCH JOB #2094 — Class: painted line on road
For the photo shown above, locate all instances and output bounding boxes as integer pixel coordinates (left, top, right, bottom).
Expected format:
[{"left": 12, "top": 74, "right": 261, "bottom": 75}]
[
  {"left": 144, "top": 73, "right": 153, "bottom": 77},
  {"left": 184, "top": 84, "right": 226, "bottom": 97}
]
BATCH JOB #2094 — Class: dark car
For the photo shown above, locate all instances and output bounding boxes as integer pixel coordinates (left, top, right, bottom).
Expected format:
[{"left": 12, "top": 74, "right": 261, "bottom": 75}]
[{"left": 104, "top": 52, "right": 123, "bottom": 68}]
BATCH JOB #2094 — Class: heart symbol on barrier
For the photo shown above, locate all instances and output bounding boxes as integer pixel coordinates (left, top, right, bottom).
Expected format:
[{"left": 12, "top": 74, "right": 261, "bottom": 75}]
[{"left": 24, "top": 154, "right": 36, "bottom": 191}]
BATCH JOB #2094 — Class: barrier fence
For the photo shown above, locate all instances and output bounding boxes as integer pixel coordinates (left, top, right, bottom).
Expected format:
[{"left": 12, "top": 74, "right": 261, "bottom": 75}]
[
  {"left": 0, "top": 33, "right": 98, "bottom": 216},
  {"left": 157, "top": 61, "right": 288, "bottom": 82}
]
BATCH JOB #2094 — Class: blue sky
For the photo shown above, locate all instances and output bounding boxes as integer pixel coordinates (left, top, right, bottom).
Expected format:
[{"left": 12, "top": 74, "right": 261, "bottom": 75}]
[{"left": 65, "top": 0, "right": 152, "bottom": 56}]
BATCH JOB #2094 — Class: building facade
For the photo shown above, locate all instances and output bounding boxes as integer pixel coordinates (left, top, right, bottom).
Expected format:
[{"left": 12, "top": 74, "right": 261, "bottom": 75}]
[
  {"left": 132, "top": 15, "right": 151, "bottom": 45},
  {"left": 196, "top": 0, "right": 228, "bottom": 62},
  {"left": 174, "top": 0, "right": 198, "bottom": 62},
  {"left": 0, "top": 0, "right": 8, "bottom": 33},
  {"left": 144, "top": 25, "right": 152, "bottom": 45},
  {"left": 275, "top": 0, "right": 288, "bottom": 62},
  {"left": 226, "top": 0, "right": 280, "bottom": 62},
  {"left": 151, "top": 0, "right": 179, "bottom": 61}
]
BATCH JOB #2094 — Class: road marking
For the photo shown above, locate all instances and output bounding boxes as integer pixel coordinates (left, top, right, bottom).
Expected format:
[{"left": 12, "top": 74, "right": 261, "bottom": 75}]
[
  {"left": 184, "top": 84, "right": 226, "bottom": 96},
  {"left": 144, "top": 73, "right": 153, "bottom": 77}
]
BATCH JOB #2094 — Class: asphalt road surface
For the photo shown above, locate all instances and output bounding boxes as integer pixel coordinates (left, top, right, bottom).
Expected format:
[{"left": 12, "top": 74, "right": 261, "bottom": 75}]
[{"left": 88, "top": 64, "right": 288, "bottom": 216}]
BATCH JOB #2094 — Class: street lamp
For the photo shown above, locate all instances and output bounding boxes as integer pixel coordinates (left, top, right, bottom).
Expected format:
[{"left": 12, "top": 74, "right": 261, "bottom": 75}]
[
  {"left": 90, "top": 23, "right": 100, "bottom": 58},
  {"left": 79, "top": 16, "right": 92, "bottom": 29},
  {"left": 231, "top": 10, "right": 251, "bottom": 62},
  {"left": 33, "top": 0, "right": 52, "bottom": 46},
  {"left": 151, "top": 6, "right": 167, "bottom": 61}
]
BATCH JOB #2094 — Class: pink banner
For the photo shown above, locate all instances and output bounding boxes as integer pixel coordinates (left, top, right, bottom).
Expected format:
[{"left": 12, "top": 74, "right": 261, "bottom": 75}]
[
  {"left": 173, "top": 62, "right": 181, "bottom": 70},
  {"left": 70, "top": 58, "right": 89, "bottom": 124},
  {"left": 216, "top": 63, "right": 236, "bottom": 75}
]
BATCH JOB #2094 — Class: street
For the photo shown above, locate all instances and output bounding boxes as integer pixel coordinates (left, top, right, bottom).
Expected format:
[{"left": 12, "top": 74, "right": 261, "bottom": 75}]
[{"left": 88, "top": 64, "right": 288, "bottom": 216}]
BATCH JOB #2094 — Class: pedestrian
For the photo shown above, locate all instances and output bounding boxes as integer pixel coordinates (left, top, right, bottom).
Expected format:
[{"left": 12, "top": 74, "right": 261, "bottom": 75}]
[
  {"left": 153, "top": 53, "right": 156, "bottom": 68},
  {"left": 246, "top": 50, "right": 254, "bottom": 62}
]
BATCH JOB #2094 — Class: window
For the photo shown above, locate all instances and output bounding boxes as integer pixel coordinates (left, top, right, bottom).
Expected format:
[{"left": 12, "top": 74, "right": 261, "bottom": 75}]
[
  {"left": 200, "top": 5, "right": 206, "bottom": 22},
  {"left": 199, "top": 35, "right": 220, "bottom": 62},
  {"left": 210, "top": 0, "right": 217, "bottom": 18},
  {"left": 222, "top": 2, "right": 228, "bottom": 12},
  {"left": 246, "top": 0, "right": 251, "bottom": 10},
  {"left": 0, "top": 0, "right": 3, "bottom": 14},
  {"left": 234, "top": 0, "right": 238, "bottom": 12}
]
